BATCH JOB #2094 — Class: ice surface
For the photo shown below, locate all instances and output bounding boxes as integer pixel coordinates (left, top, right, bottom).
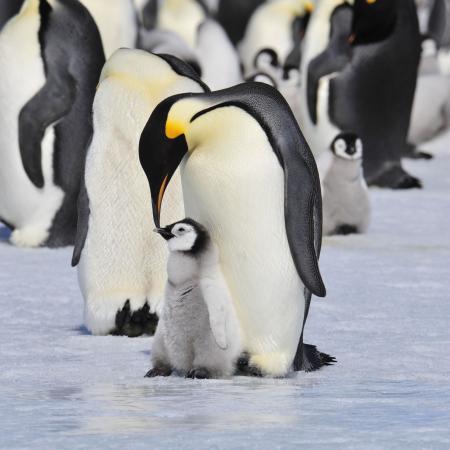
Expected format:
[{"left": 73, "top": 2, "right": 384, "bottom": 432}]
[{"left": 1, "top": 136, "right": 450, "bottom": 449}]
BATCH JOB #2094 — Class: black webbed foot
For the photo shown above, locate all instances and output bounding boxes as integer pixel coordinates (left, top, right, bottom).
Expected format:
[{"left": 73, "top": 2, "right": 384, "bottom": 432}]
[
  {"left": 186, "top": 368, "right": 211, "bottom": 379},
  {"left": 112, "top": 300, "right": 159, "bottom": 337},
  {"left": 334, "top": 224, "right": 358, "bottom": 235},
  {"left": 145, "top": 366, "right": 172, "bottom": 378}
]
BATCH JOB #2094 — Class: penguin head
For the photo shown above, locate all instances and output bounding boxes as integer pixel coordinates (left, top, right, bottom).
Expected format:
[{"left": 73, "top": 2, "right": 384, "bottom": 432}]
[
  {"left": 351, "top": 0, "right": 397, "bottom": 45},
  {"left": 155, "top": 218, "right": 209, "bottom": 254},
  {"left": 331, "top": 132, "right": 363, "bottom": 160}
]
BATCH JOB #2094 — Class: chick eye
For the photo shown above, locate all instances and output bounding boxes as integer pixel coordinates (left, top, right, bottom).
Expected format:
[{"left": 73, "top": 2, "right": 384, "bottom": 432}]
[{"left": 178, "top": 227, "right": 185, "bottom": 233}]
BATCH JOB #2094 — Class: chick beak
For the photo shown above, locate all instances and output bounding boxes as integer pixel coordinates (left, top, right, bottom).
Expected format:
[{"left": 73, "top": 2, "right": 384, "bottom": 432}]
[{"left": 154, "top": 228, "right": 175, "bottom": 240}]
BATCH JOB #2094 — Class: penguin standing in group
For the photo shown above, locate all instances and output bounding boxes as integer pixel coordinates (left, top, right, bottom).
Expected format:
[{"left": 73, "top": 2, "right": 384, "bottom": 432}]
[
  {"left": 239, "top": 0, "right": 313, "bottom": 77},
  {"left": 301, "top": 0, "right": 423, "bottom": 188},
  {"left": 139, "top": 82, "right": 334, "bottom": 377},
  {"left": 329, "top": 0, "right": 422, "bottom": 188},
  {"left": 146, "top": 218, "right": 243, "bottom": 379},
  {"left": 140, "top": 0, "right": 242, "bottom": 90},
  {"left": 79, "top": 0, "right": 138, "bottom": 58},
  {"left": 0, "top": 0, "right": 104, "bottom": 247},
  {"left": 72, "top": 49, "right": 209, "bottom": 336},
  {"left": 322, "top": 132, "right": 370, "bottom": 236}
]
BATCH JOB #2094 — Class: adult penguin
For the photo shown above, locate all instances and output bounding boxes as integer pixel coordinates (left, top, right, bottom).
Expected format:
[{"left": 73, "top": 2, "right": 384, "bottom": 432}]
[
  {"left": 0, "top": 0, "right": 104, "bottom": 247},
  {"left": 0, "top": 0, "right": 24, "bottom": 30},
  {"left": 139, "top": 82, "right": 334, "bottom": 377},
  {"left": 325, "top": 0, "right": 422, "bottom": 188},
  {"left": 72, "top": 50, "right": 209, "bottom": 336},
  {"left": 216, "top": 0, "right": 266, "bottom": 45},
  {"left": 239, "top": 0, "right": 313, "bottom": 77},
  {"left": 79, "top": 0, "right": 138, "bottom": 58}
]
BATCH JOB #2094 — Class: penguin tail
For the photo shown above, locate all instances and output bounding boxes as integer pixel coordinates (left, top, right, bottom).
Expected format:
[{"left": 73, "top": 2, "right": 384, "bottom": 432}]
[{"left": 294, "top": 343, "right": 336, "bottom": 372}]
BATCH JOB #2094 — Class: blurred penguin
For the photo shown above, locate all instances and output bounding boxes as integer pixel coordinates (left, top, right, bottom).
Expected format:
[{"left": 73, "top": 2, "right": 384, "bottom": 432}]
[
  {"left": 79, "top": 0, "right": 138, "bottom": 58},
  {"left": 322, "top": 133, "right": 370, "bottom": 236}
]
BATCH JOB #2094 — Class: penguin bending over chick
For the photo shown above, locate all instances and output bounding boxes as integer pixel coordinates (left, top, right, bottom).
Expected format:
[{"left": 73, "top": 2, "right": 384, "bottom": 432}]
[
  {"left": 146, "top": 219, "right": 243, "bottom": 379},
  {"left": 140, "top": 82, "right": 334, "bottom": 377},
  {"left": 322, "top": 133, "right": 370, "bottom": 236}
]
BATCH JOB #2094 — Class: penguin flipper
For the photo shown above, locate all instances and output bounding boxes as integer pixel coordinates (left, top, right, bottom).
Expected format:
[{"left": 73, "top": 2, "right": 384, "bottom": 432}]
[
  {"left": 199, "top": 268, "right": 232, "bottom": 350},
  {"left": 306, "top": 4, "right": 352, "bottom": 124},
  {"left": 18, "top": 72, "right": 76, "bottom": 188},
  {"left": 72, "top": 175, "right": 90, "bottom": 267}
]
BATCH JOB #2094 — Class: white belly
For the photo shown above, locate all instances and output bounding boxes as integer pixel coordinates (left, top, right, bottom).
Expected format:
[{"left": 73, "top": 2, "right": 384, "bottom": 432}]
[
  {"left": 78, "top": 76, "right": 185, "bottom": 334},
  {"left": 182, "top": 107, "right": 305, "bottom": 372},
  {"left": 0, "top": 3, "right": 64, "bottom": 246}
]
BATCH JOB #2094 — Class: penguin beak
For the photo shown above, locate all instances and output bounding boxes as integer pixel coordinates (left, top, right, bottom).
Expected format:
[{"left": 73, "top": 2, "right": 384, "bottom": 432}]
[
  {"left": 154, "top": 228, "right": 175, "bottom": 240},
  {"left": 139, "top": 95, "right": 190, "bottom": 228}
]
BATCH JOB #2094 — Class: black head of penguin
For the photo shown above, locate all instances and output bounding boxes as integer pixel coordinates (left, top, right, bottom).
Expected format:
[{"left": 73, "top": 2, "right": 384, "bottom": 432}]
[
  {"left": 330, "top": 132, "right": 363, "bottom": 160},
  {"left": 351, "top": 0, "right": 398, "bottom": 45}
]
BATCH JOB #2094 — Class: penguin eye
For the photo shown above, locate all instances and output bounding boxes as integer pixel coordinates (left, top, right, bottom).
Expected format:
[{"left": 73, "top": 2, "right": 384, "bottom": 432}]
[{"left": 178, "top": 227, "right": 185, "bottom": 233}]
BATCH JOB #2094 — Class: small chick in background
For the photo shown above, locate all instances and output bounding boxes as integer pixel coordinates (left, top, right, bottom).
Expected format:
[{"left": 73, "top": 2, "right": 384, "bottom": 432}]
[
  {"left": 146, "top": 219, "right": 242, "bottom": 379},
  {"left": 322, "top": 132, "right": 371, "bottom": 236}
]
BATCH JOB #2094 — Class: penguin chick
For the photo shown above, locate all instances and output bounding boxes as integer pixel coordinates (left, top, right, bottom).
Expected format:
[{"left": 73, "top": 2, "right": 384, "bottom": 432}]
[
  {"left": 146, "top": 219, "right": 243, "bottom": 379},
  {"left": 322, "top": 132, "right": 371, "bottom": 236}
]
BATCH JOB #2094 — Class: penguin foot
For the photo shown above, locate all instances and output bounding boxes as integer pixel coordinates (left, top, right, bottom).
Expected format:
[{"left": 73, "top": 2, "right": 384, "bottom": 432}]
[
  {"left": 235, "top": 354, "right": 264, "bottom": 377},
  {"left": 145, "top": 366, "right": 172, "bottom": 378},
  {"left": 112, "top": 300, "right": 159, "bottom": 337},
  {"left": 295, "top": 343, "right": 336, "bottom": 372},
  {"left": 334, "top": 224, "right": 358, "bottom": 236},
  {"left": 186, "top": 367, "right": 211, "bottom": 379},
  {"left": 368, "top": 167, "right": 422, "bottom": 190}
]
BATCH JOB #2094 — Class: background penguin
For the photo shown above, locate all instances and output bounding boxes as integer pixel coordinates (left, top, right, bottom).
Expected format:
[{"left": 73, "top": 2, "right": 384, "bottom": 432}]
[
  {"left": 0, "top": 0, "right": 104, "bottom": 247},
  {"left": 322, "top": 132, "right": 370, "bottom": 236},
  {"left": 298, "top": 0, "right": 353, "bottom": 167},
  {"left": 409, "top": 39, "right": 450, "bottom": 145},
  {"left": 139, "top": 0, "right": 241, "bottom": 89},
  {"left": 79, "top": 0, "right": 138, "bottom": 58},
  {"left": 216, "top": 0, "right": 266, "bottom": 46},
  {"left": 0, "top": 0, "right": 24, "bottom": 30},
  {"left": 72, "top": 49, "right": 209, "bottom": 337},
  {"left": 239, "top": 0, "right": 312, "bottom": 77},
  {"left": 139, "top": 82, "right": 334, "bottom": 377},
  {"left": 325, "top": 0, "right": 423, "bottom": 188},
  {"left": 146, "top": 219, "right": 243, "bottom": 379}
]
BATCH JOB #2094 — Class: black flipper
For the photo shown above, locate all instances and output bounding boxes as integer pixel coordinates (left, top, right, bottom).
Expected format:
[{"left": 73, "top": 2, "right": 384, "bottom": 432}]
[
  {"left": 306, "top": 4, "right": 352, "bottom": 124},
  {"left": 18, "top": 72, "right": 76, "bottom": 188},
  {"left": 71, "top": 173, "right": 90, "bottom": 267}
]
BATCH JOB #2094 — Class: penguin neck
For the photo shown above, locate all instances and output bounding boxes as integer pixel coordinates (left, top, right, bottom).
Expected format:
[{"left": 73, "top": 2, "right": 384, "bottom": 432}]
[{"left": 329, "top": 156, "right": 363, "bottom": 182}]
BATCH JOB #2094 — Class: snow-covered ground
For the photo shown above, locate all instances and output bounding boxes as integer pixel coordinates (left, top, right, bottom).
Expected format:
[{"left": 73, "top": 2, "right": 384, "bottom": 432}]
[{"left": 1, "top": 135, "right": 449, "bottom": 449}]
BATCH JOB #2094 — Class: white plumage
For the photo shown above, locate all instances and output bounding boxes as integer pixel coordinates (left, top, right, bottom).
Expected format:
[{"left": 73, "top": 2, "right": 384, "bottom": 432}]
[
  {"left": 78, "top": 49, "right": 205, "bottom": 335},
  {"left": 0, "top": 0, "right": 64, "bottom": 247}
]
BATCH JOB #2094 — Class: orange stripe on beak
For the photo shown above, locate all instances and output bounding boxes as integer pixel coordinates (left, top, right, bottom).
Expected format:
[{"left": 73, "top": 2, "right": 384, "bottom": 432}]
[{"left": 157, "top": 175, "right": 169, "bottom": 215}]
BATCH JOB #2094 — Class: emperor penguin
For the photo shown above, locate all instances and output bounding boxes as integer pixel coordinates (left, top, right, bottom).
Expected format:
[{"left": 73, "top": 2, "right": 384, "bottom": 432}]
[
  {"left": 322, "top": 133, "right": 370, "bottom": 236},
  {"left": 304, "top": 0, "right": 423, "bottom": 188},
  {"left": 0, "top": 0, "right": 104, "bottom": 247},
  {"left": 79, "top": 0, "right": 138, "bottom": 58},
  {"left": 146, "top": 218, "right": 243, "bottom": 379},
  {"left": 72, "top": 49, "right": 209, "bottom": 337},
  {"left": 140, "top": 0, "right": 241, "bottom": 90},
  {"left": 216, "top": 0, "right": 266, "bottom": 45},
  {"left": 239, "top": 0, "right": 313, "bottom": 77},
  {"left": 139, "top": 82, "right": 335, "bottom": 377}
]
